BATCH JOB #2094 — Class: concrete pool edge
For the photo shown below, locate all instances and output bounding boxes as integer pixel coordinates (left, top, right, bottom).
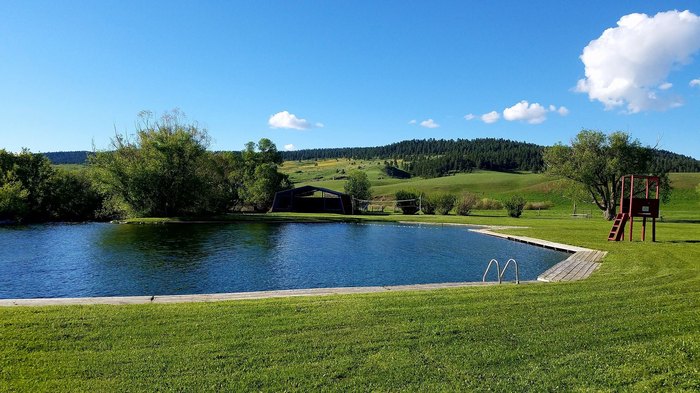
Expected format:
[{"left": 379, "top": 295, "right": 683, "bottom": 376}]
[
  {"left": 0, "top": 281, "right": 538, "bottom": 307},
  {"left": 0, "top": 223, "right": 605, "bottom": 307}
]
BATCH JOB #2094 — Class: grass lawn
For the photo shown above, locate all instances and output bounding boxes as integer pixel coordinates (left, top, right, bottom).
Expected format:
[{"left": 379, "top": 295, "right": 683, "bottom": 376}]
[{"left": 1, "top": 210, "right": 699, "bottom": 391}]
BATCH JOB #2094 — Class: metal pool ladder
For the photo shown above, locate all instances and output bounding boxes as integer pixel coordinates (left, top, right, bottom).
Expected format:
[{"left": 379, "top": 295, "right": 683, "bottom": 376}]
[{"left": 482, "top": 258, "right": 520, "bottom": 284}]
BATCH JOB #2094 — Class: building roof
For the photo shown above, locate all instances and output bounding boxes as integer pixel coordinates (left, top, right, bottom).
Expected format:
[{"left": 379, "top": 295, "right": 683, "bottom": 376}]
[{"left": 276, "top": 185, "right": 348, "bottom": 197}]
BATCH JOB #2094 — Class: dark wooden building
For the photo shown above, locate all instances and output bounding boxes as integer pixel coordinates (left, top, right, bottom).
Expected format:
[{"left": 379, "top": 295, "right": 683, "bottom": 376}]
[{"left": 270, "top": 186, "right": 353, "bottom": 215}]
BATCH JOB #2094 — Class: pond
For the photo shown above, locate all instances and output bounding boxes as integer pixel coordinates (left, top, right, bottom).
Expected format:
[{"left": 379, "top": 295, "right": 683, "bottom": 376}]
[{"left": 0, "top": 222, "right": 569, "bottom": 299}]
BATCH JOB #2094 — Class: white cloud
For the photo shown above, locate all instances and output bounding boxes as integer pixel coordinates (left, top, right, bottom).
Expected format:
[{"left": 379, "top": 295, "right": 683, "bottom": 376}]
[
  {"left": 420, "top": 119, "right": 440, "bottom": 128},
  {"left": 481, "top": 111, "right": 500, "bottom": 124},
  {"left": 576, "top": 10, "right": 700, "bottom": 113},
  {"left": 464, "top": 113, "right": 476, "bottom": 120},
  {"left": 408, "top": 119, "right": 417, "bottom": 124},
  {"left": 659, "top": 82, "right": 673, "bottom": 90},
  {"left": 268, "top": 111, "right": 319, "bottom": 130},
  {"left": 503, "top": 101, "right": 548, "bottom": 124},
  {"left": 691, "top": 79, "right": 700, "bottom": 87},
  {"left": 284, "top": 144, "right": 296, "bottom": 151},
  {"left": 557, "top": 106, "right": 570, "bottom": 116}
]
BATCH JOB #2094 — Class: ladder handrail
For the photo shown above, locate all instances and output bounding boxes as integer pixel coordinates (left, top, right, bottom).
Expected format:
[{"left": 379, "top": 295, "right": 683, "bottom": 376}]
[
  {"left": 482, "top": 259, "right": 501, "bottom": 283},
  {"left": 500, "top": 258, "right": 520, "bottom": 284}
]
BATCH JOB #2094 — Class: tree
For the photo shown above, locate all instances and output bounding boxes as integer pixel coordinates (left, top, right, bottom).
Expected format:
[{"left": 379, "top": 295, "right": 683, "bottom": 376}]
[
  {"left": 0, "top": 149, "right": 105, "bottom": 222},
  {"left": 89, "top": 110, "right": 213, "bottom": 217},
  {"left": 237, "top": 138, "right": 291, "bottom": 212},
  {"left": 90, "top": 111, "right": 290, "bottom": 216},
  {"left": 0, "top": 180, "right": 28, "bottom": 221},
  {"left": 205, "top": 151, "right": 244, "bottom": 213},
  {"left": 46, "top": 170, "right": 105, "bottom": 221},
  {"left": 543, "top": 130, "right": 668, "bottom": 220},
  {"left": 6, "top": 149, "right": 56, "bottom": 220},
  {"left": 344, "top": 170, "right": 371, "bottom": 212}
]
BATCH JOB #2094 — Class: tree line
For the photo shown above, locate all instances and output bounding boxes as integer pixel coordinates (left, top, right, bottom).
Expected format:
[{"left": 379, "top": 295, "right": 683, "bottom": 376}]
[
  {"left": 283, "top": 138, "right": 545, "bottom": 172},
  {"left": 43, "top": 138, "right": 700, "bottom": 175},
  {"left": 400, "top": 153, "right": 475, "bottom": 178},
  {"left": 1, "top": 110, "right": 290, "bottom": 223},
  {"left": 279, "top": 138, "right": 700, "bottom": 174}
]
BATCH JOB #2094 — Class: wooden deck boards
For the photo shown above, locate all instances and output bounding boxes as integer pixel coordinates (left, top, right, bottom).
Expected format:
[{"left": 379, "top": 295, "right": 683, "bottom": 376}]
[
  {"left": 469, "top": 228, "right": 606, "bottom": 283},
  {"left": 537, "top": 250, "right": 606, "bottom": 282}
]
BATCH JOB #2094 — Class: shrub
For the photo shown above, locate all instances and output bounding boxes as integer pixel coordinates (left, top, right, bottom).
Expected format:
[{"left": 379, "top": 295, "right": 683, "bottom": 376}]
[
  {"left": 433, "top": 192, "right": 457, "bottom": 215},
  {"left": 395, "top": 190, "right": 419, "bottom": 215},
  {"left": 524, "top": 201, "right": 554, "bottom": 210},
  {"left": 504, "top": 195, "right": 526, "bottom": 218},
  {"left": 456, "top": 193, "right": 478, "bottom": 216},
  {"left": 475, "top": 198, "right": 503, "bottom": 210},
  {"left": 421, "top": 194, "right": 436, "bottom": 214}
]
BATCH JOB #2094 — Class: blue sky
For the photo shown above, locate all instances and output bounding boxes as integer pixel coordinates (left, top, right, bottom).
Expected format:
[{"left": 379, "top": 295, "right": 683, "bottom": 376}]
[{"left": 1, "top": 1, "right": 699, "bottom": 158}]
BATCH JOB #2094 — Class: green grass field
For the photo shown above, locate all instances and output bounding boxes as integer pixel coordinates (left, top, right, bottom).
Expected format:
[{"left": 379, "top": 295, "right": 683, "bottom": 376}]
[
  {"left": 2, "top": 162, "right": 697, "bottom": 391},
  {"left": 282, "top": 159, "right": 700, "bottom": 219}
]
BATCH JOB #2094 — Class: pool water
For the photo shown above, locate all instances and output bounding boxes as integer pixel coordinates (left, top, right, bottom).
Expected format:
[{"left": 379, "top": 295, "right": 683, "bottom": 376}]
[{"left": 0, "top": 222, "right": 568, "bottom": 299}]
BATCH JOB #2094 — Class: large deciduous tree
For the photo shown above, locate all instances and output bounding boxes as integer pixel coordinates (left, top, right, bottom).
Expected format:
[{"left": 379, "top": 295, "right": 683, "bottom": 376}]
[
  {"left": 344, "top": 170, "right": 371, "bottom": 212},
  {"left": 90, "top": 111, "right": 290, "bottom": 216},
  {"left": 543, "top": 130, "right": 668, "bottom": 220},
  {"left": 90, "top": 110, "right": 214, "bottom": 217},
  {"left": 237, "top": 138, "right": 291, "bottom": 212}
]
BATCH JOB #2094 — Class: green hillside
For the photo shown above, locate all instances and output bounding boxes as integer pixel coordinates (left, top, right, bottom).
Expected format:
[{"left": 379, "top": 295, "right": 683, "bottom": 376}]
[{"left": 281, "top": 159, "right": 700, "bottom": 219}]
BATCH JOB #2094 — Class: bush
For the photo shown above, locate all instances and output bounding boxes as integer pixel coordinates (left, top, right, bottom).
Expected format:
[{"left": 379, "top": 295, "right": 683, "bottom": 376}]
[
  {"left": 456, "top": 193, "right": 478, "bottom": 216},
  {"left": 395, "top": 190, "right": 419, "bottom": 215},
  {"left": 524, "top": 201, "right": 554, "bottom": 210},
  {"left": 504, "top": 195, "right": 526, "bottom": 218},
  {"left": 475, "top": 198, "right": 503, "bottom": 210},
  {"left": 433, "top": 192, "right": 456, "bottom": 215},
  {"left": 422, "top": 193, "right": 457, "bottom": 215},
  {"left": 421, "top": 194, "right": 436, "bottom": 214}
]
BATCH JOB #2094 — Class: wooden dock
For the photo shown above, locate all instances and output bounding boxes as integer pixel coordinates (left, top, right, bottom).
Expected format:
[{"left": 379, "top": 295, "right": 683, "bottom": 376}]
[
  {"left": 469, "top": 227, "right": 606, "bottom": 282},
  {"left": 537, "top": 250, "right": 606, "bottom": 282}
]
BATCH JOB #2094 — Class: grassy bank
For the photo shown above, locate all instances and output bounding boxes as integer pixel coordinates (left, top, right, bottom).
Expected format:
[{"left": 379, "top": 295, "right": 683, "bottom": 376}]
[{"left": 1, "top": 212, "right": 699, "bottom": 391}]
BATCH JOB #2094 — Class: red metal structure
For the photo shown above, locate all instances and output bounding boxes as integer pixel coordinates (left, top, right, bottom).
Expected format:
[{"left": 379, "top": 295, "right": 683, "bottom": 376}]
[{"left": 608, "top": 175, "right": 660, "bottom": 242}]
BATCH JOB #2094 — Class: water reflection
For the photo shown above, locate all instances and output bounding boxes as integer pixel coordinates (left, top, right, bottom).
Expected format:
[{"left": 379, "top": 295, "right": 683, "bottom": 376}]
[{"left": 97, "top": 224, "right": 218, "bottom": 270}]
